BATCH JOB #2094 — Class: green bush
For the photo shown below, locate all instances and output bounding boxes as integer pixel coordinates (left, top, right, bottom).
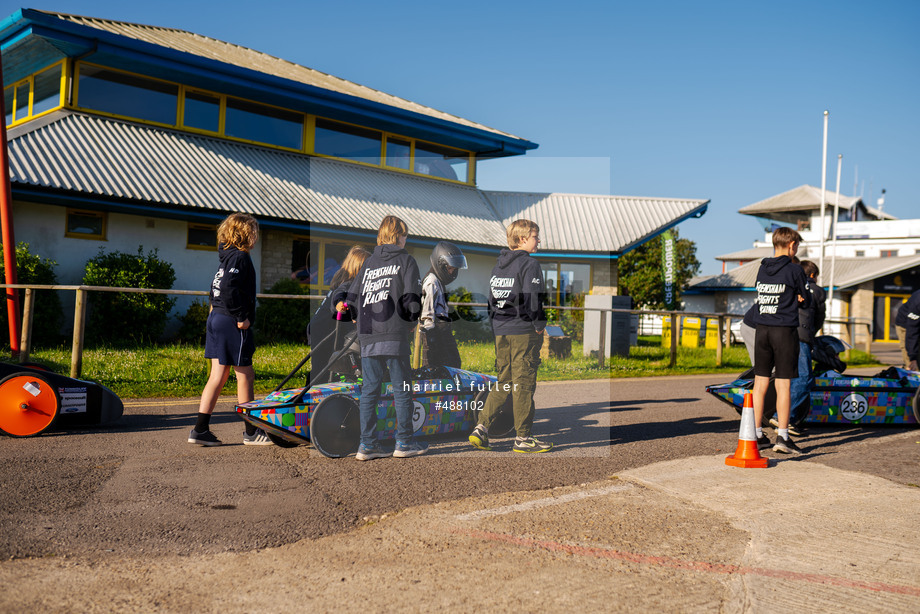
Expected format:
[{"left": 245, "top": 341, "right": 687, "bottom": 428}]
[
  {"left": 0, "top": 242, "right": 64, "bottom": 347},
  {"left": 175, "top": 299, "right": 210, "bottom": 344},
  {"left": 546, "top": 292, "right": 586, "bottom": 343},
  {"left": 82, "top": 247, "right": 177, "bottom": 346},
  {"left": 255, "top": 278, "right": 312, "bottom": 344}
]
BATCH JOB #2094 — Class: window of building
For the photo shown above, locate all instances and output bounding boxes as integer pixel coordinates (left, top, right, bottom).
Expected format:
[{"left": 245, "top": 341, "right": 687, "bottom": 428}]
[
  {"left": 3, "top": 62, "right": 65, "bottom": 126},
  {"left": 291, "top": 238, "right": 372, "bottom": 290},
  {"left": 414, "top": 141, "right": 468, "bottom": 182},
  {"left": 855, "top": 250, "right": 865, "bottom": 257},
  {"left": 881, "top": 250, "right": 898, "bottom": 258},
  {"left": 225, "top": 97, "right": 303, "bottom": 150},
  {"left": 187, "top": 224, "right": 217, "bottom": 249},
  {"left": 314, "top": 118, "right": 382, "bottom": 164},
  {"left": 384, "top": 137, "right": 412, "bottom": 170},
  {"left": 183, "top": 91, "right": 221, "bottom": 133},
  {"left": 541, "top": 261, "right": 592, "bottom": 305},
  {"left": 77, "top": 65, "right": 179, "bottom": 126},
  {"left": 65, "top": 209, "right": 107, "bottom": 240}
]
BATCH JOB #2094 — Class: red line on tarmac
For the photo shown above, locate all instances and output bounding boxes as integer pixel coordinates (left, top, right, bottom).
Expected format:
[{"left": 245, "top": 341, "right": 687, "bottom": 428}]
[{"left": 456, "top": 528, "right": 920, "bottom": 597}]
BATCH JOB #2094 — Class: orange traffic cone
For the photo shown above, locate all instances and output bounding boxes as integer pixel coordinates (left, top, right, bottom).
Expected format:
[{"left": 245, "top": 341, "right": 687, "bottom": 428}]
[{"left": 725, "top": 392, "right": 768, "bottom": 468}]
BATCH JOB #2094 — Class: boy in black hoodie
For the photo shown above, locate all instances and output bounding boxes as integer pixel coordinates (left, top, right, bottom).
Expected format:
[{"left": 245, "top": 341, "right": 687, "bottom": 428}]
[
  {"left": 469, "top": 219, "right": 552, "bottom": 453},
  {"left": 751, "top": 227, "right": 811, "bottom": 455},
  {"left": 335, "top": 216, "right": 423, "bottom": 460}
]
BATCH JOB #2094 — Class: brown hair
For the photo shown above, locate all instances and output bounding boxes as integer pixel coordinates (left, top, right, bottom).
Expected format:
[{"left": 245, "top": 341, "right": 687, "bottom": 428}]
[
  {"left": 330, "top": 245, "right": 371, "bottom": 287},
  {"left": 506, "top": 219, "right": 540, "bottom": 249},
  {"left": 772, "top": 226, "right": 802, "bottom": 249},
  {"left": 217, "top": 213, "right": 259, "bottom": 252},
  {"left": 377, "top": 215, "right": 408, "bottom": 246},
  {"left": 800, "top": 259, "right": 819, "bottom": 279}
]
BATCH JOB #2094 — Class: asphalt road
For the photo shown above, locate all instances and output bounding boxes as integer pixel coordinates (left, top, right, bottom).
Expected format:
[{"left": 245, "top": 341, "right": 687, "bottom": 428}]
[{"left": 2, "top": 372, "right": 917, "bottom": 562}]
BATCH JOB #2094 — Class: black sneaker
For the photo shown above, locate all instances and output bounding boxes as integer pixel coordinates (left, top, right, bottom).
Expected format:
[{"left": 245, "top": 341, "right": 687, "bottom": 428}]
[
  {"left": 188, "top": 428, "right": 222, "bottom": 446},
  {"left": 756, "top": 433, "right": 771, "bottom": 450},
  {"left": 468, "top": 425, "right": 491, "bottom": 451},
  {"left": 513, "top": 436, "right": 553, "bottom": 453},
  {"left": 773, "top": 434, "right": 802, "bottom": 455}
]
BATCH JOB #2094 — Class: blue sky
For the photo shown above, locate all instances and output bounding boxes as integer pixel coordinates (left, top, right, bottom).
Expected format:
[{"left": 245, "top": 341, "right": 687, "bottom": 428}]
[{"left": 4, "top": 0, "right": 918, "bottom": 275}]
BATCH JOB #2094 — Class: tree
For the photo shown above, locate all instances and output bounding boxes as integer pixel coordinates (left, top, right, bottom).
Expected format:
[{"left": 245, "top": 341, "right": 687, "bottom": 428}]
[
  {"left": 0, "top": 242, "right": 65, "bottom": 346},
  {"left": 618, "top": 228, "right": 700, "bottom": 309}
]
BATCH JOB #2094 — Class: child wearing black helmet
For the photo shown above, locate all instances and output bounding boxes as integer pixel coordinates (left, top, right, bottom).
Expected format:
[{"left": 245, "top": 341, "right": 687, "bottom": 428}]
[{"left": 420, "top": 241, "right": 467, "bottom": 369}]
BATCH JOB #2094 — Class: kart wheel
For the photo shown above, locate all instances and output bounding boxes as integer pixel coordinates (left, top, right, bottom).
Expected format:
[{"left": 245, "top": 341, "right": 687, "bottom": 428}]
[
  {"left": 0, "top": 372, "right": 60, "bottom": 437},
  {"left": 267, "top": 432, "right": 300, "bottom": 448},
  {"left": 309, "top": 394, "right": 360, "bottom": 458},
  {"left": 472, "top": 389, "right": 515, "bottom": 438}
]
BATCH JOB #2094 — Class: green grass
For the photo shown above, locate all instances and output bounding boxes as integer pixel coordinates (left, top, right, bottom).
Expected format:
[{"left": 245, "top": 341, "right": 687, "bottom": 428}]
[{"left": 8, "top": 336, "right": 882, "bottom": 399}]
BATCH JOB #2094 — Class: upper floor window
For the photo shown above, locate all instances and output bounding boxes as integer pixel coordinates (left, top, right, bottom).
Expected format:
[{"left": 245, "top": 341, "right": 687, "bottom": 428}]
[
  {"left": 182, "top": 91, "right": 221, "bottom": 133},
  {"left": 77, "top": 65, "right": 178, "bottom": 125},
  {"left": 65, "top": 209, "right": 107, "bottom": 241},
  {"left": 414, "top": 141, "right": 469, "bottom": 182},
  {"left": 4, "top": 61, "right": 65, "bottom": 126},
  {"left": 314, "top": 118, "right": 381, "bottom": 165},
  {"left": 225, "top": 98, "right": 303, "bottom": 150}
]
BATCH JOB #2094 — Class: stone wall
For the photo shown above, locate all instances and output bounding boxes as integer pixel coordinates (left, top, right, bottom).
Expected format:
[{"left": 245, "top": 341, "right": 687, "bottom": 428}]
[
  {"left": 591, "top": 259, "right": 618, "bottom": 295},
  {"left": 848, "top": 281, "right": 875, "bottom": 346},
  {"left": 260, "top": 229, "right": 294, "bottom": 290}
]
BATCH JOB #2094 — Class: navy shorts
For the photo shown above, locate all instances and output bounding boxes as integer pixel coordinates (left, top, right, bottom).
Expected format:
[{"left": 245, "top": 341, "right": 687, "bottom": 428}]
[
  {"left": 204, "top": 312, "right": 255, "bottom": 366},
  {"left": 753, "top": 325, "right": 798, "bottom": 379}
]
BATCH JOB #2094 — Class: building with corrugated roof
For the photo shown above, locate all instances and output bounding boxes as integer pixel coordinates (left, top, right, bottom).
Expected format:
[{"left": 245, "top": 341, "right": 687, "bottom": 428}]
[
  {"left": 2, "top": 8, "right": 708, "bottom": 329},
  {"left": 693, "top": 184, "right": 920, "bottom": 345}
]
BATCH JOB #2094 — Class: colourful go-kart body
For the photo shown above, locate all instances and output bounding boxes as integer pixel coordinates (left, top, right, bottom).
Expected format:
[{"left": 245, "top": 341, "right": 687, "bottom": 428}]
[
  {"left": 0, "top": 361, "right": 124, "bottom": 437},
  {"left": 706, "top": 367, "right": 920, "bottom": 426},
  {"left": 236, "top": 365, "right": 513, "bottom": 457}
]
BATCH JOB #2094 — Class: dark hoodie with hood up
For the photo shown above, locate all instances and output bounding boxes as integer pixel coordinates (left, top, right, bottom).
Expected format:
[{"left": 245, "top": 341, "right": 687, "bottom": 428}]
[
  {"left": 334, "top": 244, "right": 421, "bottom": 354},
  {"left": 487, "top": 248, "right": 547, "bottom": 336},
  {"left": 751, "top": 255, "right": 811, "bottom": 328},
  {"left": 209, "top": 244, "right": 256, "bottom": 323}
]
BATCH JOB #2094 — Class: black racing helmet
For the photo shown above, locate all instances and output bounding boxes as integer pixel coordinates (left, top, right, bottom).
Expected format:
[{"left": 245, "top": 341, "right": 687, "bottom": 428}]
[{"left": 430, "top": 241, "right": 468, "bottom": 285}]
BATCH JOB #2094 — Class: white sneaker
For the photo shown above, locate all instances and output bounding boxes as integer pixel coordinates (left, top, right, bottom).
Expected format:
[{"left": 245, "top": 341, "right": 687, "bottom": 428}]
[{"left": 243, "top": 428, "right": 275, "bottom": 446}]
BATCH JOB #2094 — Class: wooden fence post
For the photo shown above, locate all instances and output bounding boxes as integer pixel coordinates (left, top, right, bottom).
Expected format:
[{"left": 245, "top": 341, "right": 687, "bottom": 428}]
[
  {"left": 715, "top": 315, "right": 724, "bottom": 367},
  {"left": 20, "top": 288, "right": 34, "bottom": 363},
  {"left": 598, "top": 310, "right": 607, "bottom": 368},
  {"left": 71, "top": 288, "right": 87, "bottom": 378},
  {"left": 669, "top": 312, "right": 678, "bottom": 368}
]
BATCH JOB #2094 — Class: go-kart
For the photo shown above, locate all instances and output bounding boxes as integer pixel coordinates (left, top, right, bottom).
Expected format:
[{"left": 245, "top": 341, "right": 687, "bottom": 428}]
[
  {"left": 707, "top": 336, "right": 920, "bottom": 425},
  {"left": 0, "top": 361, "right": 124, "bottom": 437},
  {"left": 236, "top": 323, "right": 513, "bottom": 457}
]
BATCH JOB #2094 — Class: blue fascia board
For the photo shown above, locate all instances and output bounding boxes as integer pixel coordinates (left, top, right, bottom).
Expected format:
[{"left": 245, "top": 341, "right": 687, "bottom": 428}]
[
  {"left": 534, "top": 252, "right": 617, "bottom": 260},
  {"left": 617, "top": 200, "right": 710, "bottom": 256},
  {"left": 5, "top": 9, "right": 537, "bottom": 157}
]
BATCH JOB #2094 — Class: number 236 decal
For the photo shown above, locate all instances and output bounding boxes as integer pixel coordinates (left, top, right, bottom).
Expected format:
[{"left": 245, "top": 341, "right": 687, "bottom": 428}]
[{"left": 840, "top": 393, "right": 868, "bottom": 421}]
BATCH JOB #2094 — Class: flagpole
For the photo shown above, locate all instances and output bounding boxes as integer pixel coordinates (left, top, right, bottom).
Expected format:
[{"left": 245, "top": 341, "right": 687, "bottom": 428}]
[
  {"left": 818, "top": 110, "right": 829, "bottom": 279},
  {"left": 827, "top": 154, "right": 842, "bottom": 332}
]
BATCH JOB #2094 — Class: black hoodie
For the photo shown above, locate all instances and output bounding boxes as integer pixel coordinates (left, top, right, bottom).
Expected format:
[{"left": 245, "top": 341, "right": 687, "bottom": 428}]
[
  {"left": 895, "top": 289, "right": 920, "bottom": 361},
  {"left": 752, "top": 255, "right": 811, "bottom": 328},
  {"left": 335, "top": 244, "right": 421, "bottom": 351},
  {"left": 209, "top": 245, "right": 256, "bottom": 323},
  {"left": 487, "top": 248, "right": 547, "bottom": 336}
]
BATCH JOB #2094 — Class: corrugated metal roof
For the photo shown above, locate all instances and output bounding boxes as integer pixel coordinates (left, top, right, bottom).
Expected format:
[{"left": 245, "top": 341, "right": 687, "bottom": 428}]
[
  {"left": 7, "top": 111, "right": 708, "bottom": 253},
  {"left": 38, "top": 10, "right": 521, "bottom": 141},
  {"left": 688, "top": 256, "right": 920, "bottom": 291},
  {"left": 715, "top": 246, "right": 773, "bottom": 261},
  {"left": 739, "top": 185, "right": 862, "bottom": 215},
  {"left": 481, "top": 191, "right": 709, "bottom": 253}
]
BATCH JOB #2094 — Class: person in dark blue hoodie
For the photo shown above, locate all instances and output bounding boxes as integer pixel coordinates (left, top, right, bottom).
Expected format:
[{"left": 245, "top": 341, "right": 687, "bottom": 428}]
[
  {"left": 751, "top": 226, "right": 811, "bottom": 455},
  {"left": 334, "top": 216, "right": 423, "bottom": 461},
  {"left": 894, "top": 289, "right": 920, "bottom": 372},
  {"left": 469, "top": 219, "right": 552, "bottom": 453},
  {"left": 190, "top": 213, "right": 272, "bottom": 447}
]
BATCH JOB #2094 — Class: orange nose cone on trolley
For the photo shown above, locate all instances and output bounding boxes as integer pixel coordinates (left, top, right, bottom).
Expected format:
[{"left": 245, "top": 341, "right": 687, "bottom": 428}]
[
  {"left": 725, "top": 392, "right": 768, "bottom": 469},
  {"left": 0, "top": 374, "right": 60, "bottom": 437}
]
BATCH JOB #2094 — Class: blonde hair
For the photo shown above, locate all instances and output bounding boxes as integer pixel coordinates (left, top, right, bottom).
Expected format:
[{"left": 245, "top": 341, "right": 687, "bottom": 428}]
[
  {"left": 506, "top": 219, "right": 540, "bottom": 249},
  {"left": 330, "top": 245, "right": 371, "bottom": 287},
  {"left": 772, "top": 226, "right": 802, "bottom": 249},
  {"left": 377, "top": 215, "right": 408, "bottom": 246},
  {"left": 217, "top": 213, "right": 259, "bottom": 252}
]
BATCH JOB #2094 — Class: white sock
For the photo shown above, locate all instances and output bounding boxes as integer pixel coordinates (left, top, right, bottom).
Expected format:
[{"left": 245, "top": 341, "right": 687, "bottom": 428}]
[
  {"left": 756, "top": 427, "right": 763, "bottom": 438},
  {"left": 778, "top": 428, "right": 789, "bottom": 439}
]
